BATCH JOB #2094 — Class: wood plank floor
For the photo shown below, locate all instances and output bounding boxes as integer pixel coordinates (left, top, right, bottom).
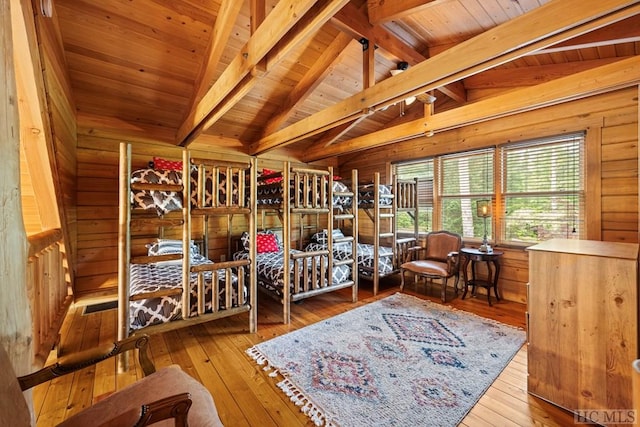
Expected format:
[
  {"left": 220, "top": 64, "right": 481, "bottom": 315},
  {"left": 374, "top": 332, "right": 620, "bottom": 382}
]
[{"left": 33, "top": 278, "right": 578, "bottom": 426}]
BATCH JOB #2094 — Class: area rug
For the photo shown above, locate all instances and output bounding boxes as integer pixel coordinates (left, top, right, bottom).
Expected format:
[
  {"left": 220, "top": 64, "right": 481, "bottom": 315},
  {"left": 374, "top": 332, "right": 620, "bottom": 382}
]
[{"left": 246, "top": 292, "right": 525, "bottom": 427}]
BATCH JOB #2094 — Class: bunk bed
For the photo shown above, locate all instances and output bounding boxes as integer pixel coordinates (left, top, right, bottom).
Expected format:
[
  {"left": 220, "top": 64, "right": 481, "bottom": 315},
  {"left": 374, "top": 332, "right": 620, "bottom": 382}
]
[
  {"left": 233, "top": 163, "right": 358, "bottom": 324},
  {"left": 357, "top": 172, "right": 420, "bottom": 295},
  {"left": 118, "top": 143, "right": 257, "bottom": 341}
]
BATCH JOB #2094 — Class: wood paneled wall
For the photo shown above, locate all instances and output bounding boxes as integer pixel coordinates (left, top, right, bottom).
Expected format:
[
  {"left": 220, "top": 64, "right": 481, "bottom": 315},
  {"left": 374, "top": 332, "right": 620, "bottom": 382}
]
[
  {"left": 26, "top": 1, "right": 78, "bottom": 278},
  {"left": 340, "top": 88, "right": 639, "bottom": 303}
]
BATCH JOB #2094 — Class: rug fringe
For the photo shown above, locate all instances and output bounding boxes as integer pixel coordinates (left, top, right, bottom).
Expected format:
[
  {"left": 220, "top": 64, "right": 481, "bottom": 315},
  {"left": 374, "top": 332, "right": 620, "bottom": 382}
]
[
  {"left": 278, "top": 378, "right": 336, "bottom": 427},
  {"left": 246, "top": 346, "right": 280, "bottom": 376},
  {"left": 247, "top": 346, "right": 336, "bottom": 426}
]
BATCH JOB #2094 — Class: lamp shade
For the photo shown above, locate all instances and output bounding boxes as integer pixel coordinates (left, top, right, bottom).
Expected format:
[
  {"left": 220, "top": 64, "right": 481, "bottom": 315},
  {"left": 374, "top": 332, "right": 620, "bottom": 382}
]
[{"left": 476, "top": 199, "right": 492, "bottom": 218}]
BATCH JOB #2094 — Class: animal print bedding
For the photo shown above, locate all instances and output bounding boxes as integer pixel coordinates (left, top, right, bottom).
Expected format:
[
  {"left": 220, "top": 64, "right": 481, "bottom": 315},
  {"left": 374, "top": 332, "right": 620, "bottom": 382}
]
[{"left": 129, "top": 254, "right": 244, "bottom": 330}]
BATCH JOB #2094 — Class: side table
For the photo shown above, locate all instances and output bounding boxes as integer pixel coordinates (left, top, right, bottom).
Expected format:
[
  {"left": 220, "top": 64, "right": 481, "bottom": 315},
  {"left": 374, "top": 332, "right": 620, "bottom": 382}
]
[{"left": 460, "top": 247, "right": 504, "bottom": 306}]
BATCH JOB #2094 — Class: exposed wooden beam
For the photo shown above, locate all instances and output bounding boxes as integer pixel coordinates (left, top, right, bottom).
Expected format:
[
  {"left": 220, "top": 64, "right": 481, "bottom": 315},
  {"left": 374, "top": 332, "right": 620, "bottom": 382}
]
[
  {"left": 333, "top": 2, "right": 424, "bottom": 66},
  {"left": 250, "top": 0, "right": 640, "bottom": 156},
  {"left": 305, "top": 119, "right": 428, "bottom": 161},
  {"left": 320, "top": 118, "right": 366, "bottom": 147},
  {"left": 333, "top": 2, "right": 465, "bottom": 105},
  {"left": 531, "top": 14, "right": 640, "bottom": 55},
  {"left": 189, "top": 0, "right": 243, "bottom": 108},
  {"left": 303, "top": 56, "right": 640, "bottom": 161},
  {"left": 436, "top": 80, "right": 466, "bottom": 104},
  {"left": 251, "top": 0, "right": 267, "bottom": 74},
  {"left": 177, "top": 0, "right": 351, "bottom": 146},
  {"left": 465, "top": 58, "right": 627, "bottom": 89},
  {"left": 425, "top": 56, "right": 640, "bottom": 134},
  {"left": 363, "top": 37, "right": 375, "bottom": 88},
  {"left": 260, "top": 32, "right": 353, "bottom": 138},
  {"left": 367, "top": 0, "right": 442, "bottom": 25}
]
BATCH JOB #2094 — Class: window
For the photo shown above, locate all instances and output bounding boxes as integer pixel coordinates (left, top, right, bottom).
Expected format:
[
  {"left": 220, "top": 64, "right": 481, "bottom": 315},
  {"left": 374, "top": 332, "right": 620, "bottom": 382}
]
[
  {"left": 439, "top": 149, "right": 493, "bottom": 239},
  {"left": 500, "top": 132, "right": 584, "bottom": 244},
  {"left": 391, "top": 131, "right": 585, "bottom": 245},
  {"left": 394, "top": 159, "right": 434, "bottom": 232}
]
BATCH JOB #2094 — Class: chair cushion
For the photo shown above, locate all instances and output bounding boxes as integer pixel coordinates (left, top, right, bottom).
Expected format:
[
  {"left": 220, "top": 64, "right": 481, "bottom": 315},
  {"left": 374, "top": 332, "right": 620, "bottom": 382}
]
[
  {"left": 58, "top": 365, "right": 223, "bottom": 427},
  {"left": 402, "top": 260, "right": 449, "bottom": 277}
]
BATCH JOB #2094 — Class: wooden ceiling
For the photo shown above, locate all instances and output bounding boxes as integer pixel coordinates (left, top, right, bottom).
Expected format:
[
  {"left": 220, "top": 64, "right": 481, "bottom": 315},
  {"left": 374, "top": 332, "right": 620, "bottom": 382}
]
[{"left": 53, "top": 0, "right": 640, "bottom": 160}]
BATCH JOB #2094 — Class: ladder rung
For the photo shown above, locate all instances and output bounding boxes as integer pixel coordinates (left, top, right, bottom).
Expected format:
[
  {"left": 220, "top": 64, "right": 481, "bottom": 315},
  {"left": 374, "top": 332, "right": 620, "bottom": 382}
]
[
  {"left": 334, "top": 214, "right": 354, "bottom": 220},
  {"left": 334, "top": 259, "right": 354, "bottom": 267},
  {"left": 379, "top": 213, "right": 394, "bottom": 219},
  {"left": 130, "top": 288, "right": 183, "bottom": 301},
  {"left": 334, "top": 191, "right": 354, "bottom": 197},
  {"left": 379, "top": 232, "right": 394, "bottom": 238},
  {"left": 396, "top": 237, "right": 417, "bottom": 244},
  {"left": 334, "top": 236, "right": 354, "bottom": 244},
  {"left": 131, "top": 218, "right": 184, "bottom": 228}
]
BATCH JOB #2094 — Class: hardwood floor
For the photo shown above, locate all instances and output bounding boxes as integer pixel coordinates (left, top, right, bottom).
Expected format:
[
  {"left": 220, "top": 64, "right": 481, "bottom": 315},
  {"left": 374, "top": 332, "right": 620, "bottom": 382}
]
[{"left": 33, "top": 278, "right": 577, "bottom": 426}]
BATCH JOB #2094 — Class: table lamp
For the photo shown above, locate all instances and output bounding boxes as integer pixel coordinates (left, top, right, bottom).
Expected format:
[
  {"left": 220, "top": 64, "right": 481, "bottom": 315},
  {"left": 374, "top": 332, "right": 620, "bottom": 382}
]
[{"left": 476, "top": 199, "right": 492, "bottom": 252}]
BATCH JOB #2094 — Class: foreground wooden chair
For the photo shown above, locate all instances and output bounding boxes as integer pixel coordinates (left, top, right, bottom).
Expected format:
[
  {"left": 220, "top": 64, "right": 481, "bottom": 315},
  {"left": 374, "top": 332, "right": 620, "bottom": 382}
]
[
  {"left": 400, "top": 230, "right": 462, "bottom": 302},
  {"left": 0, "top": 335, "right": 223, "bottom": 427}
]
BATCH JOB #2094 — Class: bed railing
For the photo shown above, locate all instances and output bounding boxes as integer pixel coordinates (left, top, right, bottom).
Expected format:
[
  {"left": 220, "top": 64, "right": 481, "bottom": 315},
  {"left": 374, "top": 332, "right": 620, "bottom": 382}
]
[{"left": 27, "top": 228, "right": 72, "bottom": 364}]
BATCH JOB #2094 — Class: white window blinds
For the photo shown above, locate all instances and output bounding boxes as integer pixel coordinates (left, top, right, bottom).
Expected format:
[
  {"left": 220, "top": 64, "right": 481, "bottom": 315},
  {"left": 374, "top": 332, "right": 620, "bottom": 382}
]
[{"left": 500, "top": 132, "right": 585, "bottom": 243}]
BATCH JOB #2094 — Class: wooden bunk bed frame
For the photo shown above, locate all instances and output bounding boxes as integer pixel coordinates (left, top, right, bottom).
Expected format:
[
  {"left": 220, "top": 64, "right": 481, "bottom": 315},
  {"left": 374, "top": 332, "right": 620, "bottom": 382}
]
[
  {"left": 359, "top": 172, "right": 420, "bottom": 295},
  {"left": 117, "top": 143, "right": 257, "bottom": 342},
  {"left": 255, "top": 162, "right": 358, "bottom": 324}
]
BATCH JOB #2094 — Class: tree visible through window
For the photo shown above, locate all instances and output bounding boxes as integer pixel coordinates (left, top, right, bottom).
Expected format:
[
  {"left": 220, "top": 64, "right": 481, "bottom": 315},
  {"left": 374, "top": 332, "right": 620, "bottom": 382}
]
[
  {"left": 440, "top": 149, "right": 493, "bottom": 239},
  {"left": 394, "top": 160, "right": 434, "bottom": 233},
  {"left": 501, "top": 133, "right": 585, "bottom": 243}
]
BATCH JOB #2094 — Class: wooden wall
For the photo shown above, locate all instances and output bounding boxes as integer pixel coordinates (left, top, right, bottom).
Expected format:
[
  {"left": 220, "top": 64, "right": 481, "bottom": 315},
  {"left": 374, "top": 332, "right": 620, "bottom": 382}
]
[
  {"left": 24, "top": 0, "right": 78, "bottom": 277},
  {"left": 340, "top": 88, "right": 639, "bottom": 303}
]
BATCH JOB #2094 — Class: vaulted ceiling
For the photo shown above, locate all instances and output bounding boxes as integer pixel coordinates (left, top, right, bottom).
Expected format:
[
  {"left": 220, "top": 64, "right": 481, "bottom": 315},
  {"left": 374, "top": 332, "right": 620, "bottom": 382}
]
[{"left": 53, "top": 0, "right": 640, "bottom": 161}]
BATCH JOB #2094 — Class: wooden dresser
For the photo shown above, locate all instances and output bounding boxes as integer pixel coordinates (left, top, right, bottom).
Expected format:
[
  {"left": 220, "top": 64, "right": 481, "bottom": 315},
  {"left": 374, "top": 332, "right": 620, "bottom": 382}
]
[{"left": 527, "top": 239, "right": 639, "bottom": 423}]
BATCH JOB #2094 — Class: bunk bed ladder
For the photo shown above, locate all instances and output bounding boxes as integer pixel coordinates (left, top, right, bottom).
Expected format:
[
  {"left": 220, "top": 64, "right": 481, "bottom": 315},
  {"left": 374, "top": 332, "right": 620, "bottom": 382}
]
[{"left": 332, "top": 168, "right": 358, "bottom": 303}]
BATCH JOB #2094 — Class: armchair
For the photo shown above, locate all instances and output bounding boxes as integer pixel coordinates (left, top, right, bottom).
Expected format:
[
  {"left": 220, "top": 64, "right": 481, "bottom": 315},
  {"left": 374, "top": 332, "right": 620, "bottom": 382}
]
[
  {"left": 400, "top": 230, "right": 462, "bottom": 302},
  {"left": 1, "top": 335, "right": 223, "bottom": 427}
]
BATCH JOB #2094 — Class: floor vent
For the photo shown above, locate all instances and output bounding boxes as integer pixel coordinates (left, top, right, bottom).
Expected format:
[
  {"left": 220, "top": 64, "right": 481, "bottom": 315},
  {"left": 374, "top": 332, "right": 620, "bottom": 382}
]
[{"left": 83, "top": 300, "right": 118, "bottom": 315}]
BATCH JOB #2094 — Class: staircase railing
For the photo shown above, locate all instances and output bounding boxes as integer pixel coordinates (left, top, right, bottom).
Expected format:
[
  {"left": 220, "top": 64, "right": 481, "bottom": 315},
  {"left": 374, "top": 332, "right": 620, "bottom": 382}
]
[{"left": 27, "top": 228, "right": 72, "bottom": 364}]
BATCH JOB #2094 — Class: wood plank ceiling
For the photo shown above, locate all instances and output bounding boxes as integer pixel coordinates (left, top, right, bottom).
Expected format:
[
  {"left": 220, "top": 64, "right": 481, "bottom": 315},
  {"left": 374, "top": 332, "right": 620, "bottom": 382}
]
[{"left": 53, "top": 0, "right": 640, "bottom": 160}]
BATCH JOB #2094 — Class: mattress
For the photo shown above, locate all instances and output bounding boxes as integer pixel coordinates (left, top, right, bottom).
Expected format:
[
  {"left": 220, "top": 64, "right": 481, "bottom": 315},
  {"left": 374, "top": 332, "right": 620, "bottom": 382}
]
[
  {"left": 129, "top": 254, "right": 244, "bottom": 330},
  {"left": 233, "top": 249, "right": 351, "bottom": 298},
  {"left": 256, "top": 180, "right": 352, "bottom": 209}
]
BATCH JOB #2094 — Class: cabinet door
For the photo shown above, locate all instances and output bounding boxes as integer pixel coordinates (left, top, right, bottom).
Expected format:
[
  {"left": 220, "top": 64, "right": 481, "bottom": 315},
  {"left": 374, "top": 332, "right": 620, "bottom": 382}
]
[{"left": 528, "top": 250, "right": 637, "bottom": 412}]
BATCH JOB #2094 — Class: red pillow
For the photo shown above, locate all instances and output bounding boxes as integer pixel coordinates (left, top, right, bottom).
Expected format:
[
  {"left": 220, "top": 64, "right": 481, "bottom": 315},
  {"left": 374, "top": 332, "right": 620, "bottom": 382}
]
[
  {"left": 256, "top": 233, "right": 280, "bottom": 253},
  {"left": 154, "top": 157, "right": 183, "bottom": 171},
  {"left": 262, "top": 168, "right": 283, "bottom": 184}
]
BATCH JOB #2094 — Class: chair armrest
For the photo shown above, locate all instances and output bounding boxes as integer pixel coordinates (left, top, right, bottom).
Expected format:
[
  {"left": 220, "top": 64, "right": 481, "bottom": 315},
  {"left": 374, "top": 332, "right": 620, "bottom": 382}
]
[
  {"left": 447, "top": 251, "right": 460, "bottom": 272},
  {"left": 60, "top": 393, "right": 192, "bottom": 427},
  {"left": 136, "top": 393, "right": 192, "bottom": 427},
  {"left": 18, "top": 335, "right": 155, "bottom": 391}
]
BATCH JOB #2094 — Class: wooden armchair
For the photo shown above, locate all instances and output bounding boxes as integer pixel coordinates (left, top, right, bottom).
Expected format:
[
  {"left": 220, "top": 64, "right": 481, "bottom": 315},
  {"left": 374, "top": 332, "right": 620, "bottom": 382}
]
[
  {"left": 400, "top": 230, "right": 462, "bottom": 302},
  {"left": 1, "top": 335, "right": 223, "bottom": 427}
]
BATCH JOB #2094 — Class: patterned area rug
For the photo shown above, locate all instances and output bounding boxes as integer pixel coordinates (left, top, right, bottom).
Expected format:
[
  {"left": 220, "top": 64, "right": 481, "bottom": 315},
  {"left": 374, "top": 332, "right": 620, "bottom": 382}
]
[{"left": 247, "top": 293, "right": 525, "bottom": 426}]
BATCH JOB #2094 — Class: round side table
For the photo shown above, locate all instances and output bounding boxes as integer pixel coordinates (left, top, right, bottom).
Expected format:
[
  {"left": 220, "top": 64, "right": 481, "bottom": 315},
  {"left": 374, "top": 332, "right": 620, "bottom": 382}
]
[{"left": 460, "top": 247, "right": 504, "bottom": 306}]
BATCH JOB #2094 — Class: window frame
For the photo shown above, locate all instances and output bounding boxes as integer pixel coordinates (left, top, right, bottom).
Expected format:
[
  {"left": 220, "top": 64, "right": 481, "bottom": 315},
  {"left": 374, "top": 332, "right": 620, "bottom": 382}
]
[{"left": 392, "top": 131, "right": 586, "bottom": 246}]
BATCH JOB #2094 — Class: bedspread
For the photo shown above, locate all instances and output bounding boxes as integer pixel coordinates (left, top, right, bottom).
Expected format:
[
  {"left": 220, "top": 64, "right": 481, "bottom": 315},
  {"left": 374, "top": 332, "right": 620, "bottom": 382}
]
[
  {"left": 131, "top": 167, "right": 240, "bottom": 215},
  {"left": 233, "top": 249, "right": 350, "bottom": 298},
  {"left": 129, "top": 254, "right": 244, "bottom": 330}
]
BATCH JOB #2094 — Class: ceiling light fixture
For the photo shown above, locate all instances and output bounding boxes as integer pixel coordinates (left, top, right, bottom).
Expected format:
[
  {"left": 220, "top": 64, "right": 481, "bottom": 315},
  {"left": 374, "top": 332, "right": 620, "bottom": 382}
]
[
  {"left": 389, "top": 62, "right": 435, "bottom": 115},
  {"left": 40, "top": 0, "right": 53, "bottom": 17}
]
